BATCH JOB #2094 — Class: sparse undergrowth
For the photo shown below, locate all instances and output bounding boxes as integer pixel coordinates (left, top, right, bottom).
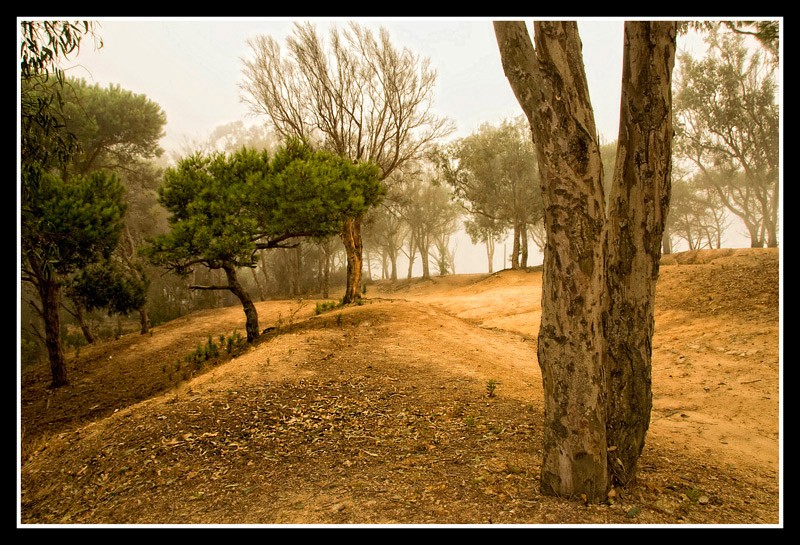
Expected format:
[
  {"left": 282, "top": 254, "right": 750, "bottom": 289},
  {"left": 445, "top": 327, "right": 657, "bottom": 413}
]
[{"left": 19, "top": 249, "right": 780, "bottom": 526}]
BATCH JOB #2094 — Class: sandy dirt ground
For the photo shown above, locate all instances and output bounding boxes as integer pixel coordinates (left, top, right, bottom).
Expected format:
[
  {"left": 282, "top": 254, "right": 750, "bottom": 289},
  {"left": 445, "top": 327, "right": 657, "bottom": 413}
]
[{"left": 19, "top": 248, "right": 781, "bottom": 526}]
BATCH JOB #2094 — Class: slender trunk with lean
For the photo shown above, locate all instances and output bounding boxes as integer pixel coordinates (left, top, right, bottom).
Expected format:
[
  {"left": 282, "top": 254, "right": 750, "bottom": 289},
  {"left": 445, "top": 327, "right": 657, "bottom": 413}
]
[
  {"left": 341, "top": 216, "right": 364, "bottom": 304},
  {"left": 74, "top": 301, "right": 96, "bottom": 344},
  {"left": 496, "top": 20, "right": 609, "bottom": 501},
  {"left": 520, "top": 222, "right": 529, "bottom": 268},
  {"left": 604, "top": 21, "right": 676, "bottom": 487},
  {"left": 486, "top": 238, "right": 495, "bottom": 274},
  {"left": 510, "top": 222, "right": 520, "bottom": 270},
  {"left": 418, "top": 234, "right": 431, "bottom": 279},
  {"left": 250, "top": 266, "right": 265, "bottom": 301},
  {"left": 222, "top": 263, "right": 260, "bottom": 343},
  {"left": 139, "top": 307, "right": 151, "bottom": 335},
  {"left": 40, "top": 278, "right": 68, "bottom": 387},
  {"left": 406, "top": 231, "right": 417, "bottom": 279}
]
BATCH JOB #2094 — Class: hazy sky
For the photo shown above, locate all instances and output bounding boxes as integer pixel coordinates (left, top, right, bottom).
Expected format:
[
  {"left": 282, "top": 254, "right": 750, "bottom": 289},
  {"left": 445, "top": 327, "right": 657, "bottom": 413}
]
[
  {"left": 63, "top": 17, "right": 631, "bottom": 155},
  {"left": 46, "top": 17, "right": 753, "bottom": 273}
]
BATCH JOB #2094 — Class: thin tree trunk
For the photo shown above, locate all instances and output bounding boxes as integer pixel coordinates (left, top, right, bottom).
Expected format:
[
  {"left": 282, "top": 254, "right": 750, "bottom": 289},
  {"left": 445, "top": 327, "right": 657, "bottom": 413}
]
[
  {"left": 661, "top": 229, "right": 673, "bottom": 255},
  {"left": 74, "top": 302, "right": 96, "bottom": 344},
  {"left": 260, "top": 250, "right": 271, "bottom": 290},
  {"left": 139, "top": 307, "right": 151, "bottom": 335},
  {"left": 520, "top": 222, "right": 529, "bottom": 268},
  {"left": 250, "top": 266, "right": 265, "bottom": 301},
  {"left": 40, "top": 279, "right": 68, "bottom": 387},
  {"left": 604, "top": 21, "right": 677, "bottom": 487},
  {"left": 418, "top": 235, "right": 431, "bottom": 279},
  {"left": 406, "top": 231, "right": 416, "bottom": 279},
  {"left": 510, "top": 223, "right": 520, "bottom": 270},
  {"left": 222, "top": 263, "right": 260, "bottom": 343},
  {"left": 496, "top": 20, "right": 608, "bottom": 501},
  {"left": 341, "top": 216, "right": 364, "bottom": 304},
  {"left": 486, "top": 238, "right": 495, "bottom": 274},
  {"left": 322, "top": 250, "right": 331, "bottom": 299}
]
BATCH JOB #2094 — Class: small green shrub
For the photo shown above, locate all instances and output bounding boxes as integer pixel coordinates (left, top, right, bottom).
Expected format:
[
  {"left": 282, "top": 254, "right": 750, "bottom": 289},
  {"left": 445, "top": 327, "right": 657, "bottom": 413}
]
[
  {"left": 315, "top": 301, "right": 338, "bottom": 315},
  {"left": 486, "top": 379, "right": 498, "bottom": 398}
]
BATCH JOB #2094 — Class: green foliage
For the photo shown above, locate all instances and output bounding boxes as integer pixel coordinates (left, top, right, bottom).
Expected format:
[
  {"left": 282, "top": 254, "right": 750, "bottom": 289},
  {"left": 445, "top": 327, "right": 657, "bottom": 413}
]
[
  {"left": 486, "top": 379, "right": 498, "bottom": 398},
  {"left": 437, "top": 117, "right": 543, "bottom": 233},
  {"left": 673, "top": 31, "right": 779, "bottom": 247},
  {"left": 20, "top": 20, "right": 99, "bottom": 81},
  {"left": 68, "top": 258, "right": 148, "bottom": 315},
  {"left": 183, "top": 331, "right": 246, "bottom": 372},
  {"left": 20, "top": 21, "right": 100, "bottom": 169},
  {"left": 60, "top": 78, "right": 166, "bottom": 176},
  {"left": 22, "top": 168, "right": 127, "bottom": 277},
  {"left": 144, "top": 139, "right": 383, "bottom": 284},
  {"left": 224, "top": 331, "right": 247, "bottom": 355},
  {"left": 315, "top": 301, "right": 339, "bottom": 315}
]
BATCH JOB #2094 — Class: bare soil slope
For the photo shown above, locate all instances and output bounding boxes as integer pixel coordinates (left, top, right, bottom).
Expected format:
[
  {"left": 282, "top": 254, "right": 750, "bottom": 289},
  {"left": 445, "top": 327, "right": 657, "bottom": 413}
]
[{"left": 19, "top": 248, "right": 781, "bottom": 526}]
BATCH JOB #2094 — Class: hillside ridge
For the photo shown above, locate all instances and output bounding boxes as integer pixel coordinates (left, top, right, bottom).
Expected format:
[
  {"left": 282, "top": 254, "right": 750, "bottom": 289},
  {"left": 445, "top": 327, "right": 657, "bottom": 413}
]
[{"left": 19, "top": 248, "right": 781, "bottom": 525}]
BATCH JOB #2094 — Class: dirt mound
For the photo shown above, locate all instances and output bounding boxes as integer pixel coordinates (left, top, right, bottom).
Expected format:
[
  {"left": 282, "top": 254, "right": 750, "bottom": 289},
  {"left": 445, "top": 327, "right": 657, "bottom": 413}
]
[{"left": 19, "top": 248, "right": 781, "bottom": 525}]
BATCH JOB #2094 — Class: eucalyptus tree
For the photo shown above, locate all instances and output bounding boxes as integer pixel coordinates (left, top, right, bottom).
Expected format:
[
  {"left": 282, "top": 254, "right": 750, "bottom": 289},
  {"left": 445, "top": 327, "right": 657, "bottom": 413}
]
[
  {"left": 143, "top": 141, "right": 383, "bottom": 342},
  {"left": 464, "top": 215, "right": 506, "bottom": 274},
  {"left": 240, "top": 21, "right": 453, "bottom": 303},
  {"left": 437, "top": 117, "right": 543, "bottom": 269},
  {"left": 495, "top": 20, "right": 677, "bottom": 499},
  {"left": 673, "top": 30, "right": 779, "bottom": 247}
]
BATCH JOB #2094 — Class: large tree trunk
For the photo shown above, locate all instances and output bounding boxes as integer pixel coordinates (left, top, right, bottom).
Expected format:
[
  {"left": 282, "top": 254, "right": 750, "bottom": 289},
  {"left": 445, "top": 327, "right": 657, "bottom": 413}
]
[
  {"left": 604, "top": 21, "right": 676, "bottom": 487},
  {"left": 496, "top": 21, "right": 609, "bottom": 501},
  {"left": 40, "top": 279, "right": 68, "bottom": 388},
  {"left": 486, "top": 238, "right": 495, "bottom": 274},
  {"left": 341, "top": 216, "right": 364, "bottom": 304},
  {"left": 222, "top": 263, "right": 259, "bottom": 343}
]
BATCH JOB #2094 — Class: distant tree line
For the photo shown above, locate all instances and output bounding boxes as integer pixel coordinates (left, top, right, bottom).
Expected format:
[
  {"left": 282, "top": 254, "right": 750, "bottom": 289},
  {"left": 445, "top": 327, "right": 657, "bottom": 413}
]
[{"left": 20, "top": 18, "right": 779, "bottom": 394}]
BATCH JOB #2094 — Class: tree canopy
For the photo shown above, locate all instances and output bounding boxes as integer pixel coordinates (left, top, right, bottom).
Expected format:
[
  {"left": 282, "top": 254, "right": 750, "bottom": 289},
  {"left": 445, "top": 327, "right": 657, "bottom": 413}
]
[
  {"left": 437, "top": 117, "right": 543, "bottom": 269},
  {"left": 144, "top": 141, "right": 383, "bottom": 341},
  {"left": 673, "top": 30, "right": 779, "bottom": 247}
]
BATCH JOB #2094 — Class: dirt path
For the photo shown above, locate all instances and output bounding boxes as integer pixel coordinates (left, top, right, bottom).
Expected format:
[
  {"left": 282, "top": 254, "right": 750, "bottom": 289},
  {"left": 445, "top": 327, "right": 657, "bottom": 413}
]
[{"left": 19, "top": 248, "right": 781, "bottom": 525}]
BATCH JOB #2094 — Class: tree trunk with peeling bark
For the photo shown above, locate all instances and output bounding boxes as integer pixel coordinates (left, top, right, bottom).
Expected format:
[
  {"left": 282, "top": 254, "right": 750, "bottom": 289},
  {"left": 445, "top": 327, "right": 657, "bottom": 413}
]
[
  {"left": 604, "top": 21, "right": 676, "bottom": 486},
  {"left": 495, "top": 19, "right": 676, "bottom": 500}
]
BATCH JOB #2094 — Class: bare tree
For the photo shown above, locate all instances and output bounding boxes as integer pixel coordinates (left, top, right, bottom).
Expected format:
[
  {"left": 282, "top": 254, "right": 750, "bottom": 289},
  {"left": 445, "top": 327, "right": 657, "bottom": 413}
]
[
  {"left": 495, "top": 20, "right": 676, "bottom": 500},
  {"left": 241, "top": 21, "right": 454, "bottom": 303}
]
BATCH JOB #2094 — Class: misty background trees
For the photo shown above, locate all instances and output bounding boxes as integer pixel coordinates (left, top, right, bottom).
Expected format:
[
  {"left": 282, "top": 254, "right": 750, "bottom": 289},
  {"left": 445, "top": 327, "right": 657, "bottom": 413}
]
[{"left": 20, "top": 19, "right": 780, "bottom": 405}]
